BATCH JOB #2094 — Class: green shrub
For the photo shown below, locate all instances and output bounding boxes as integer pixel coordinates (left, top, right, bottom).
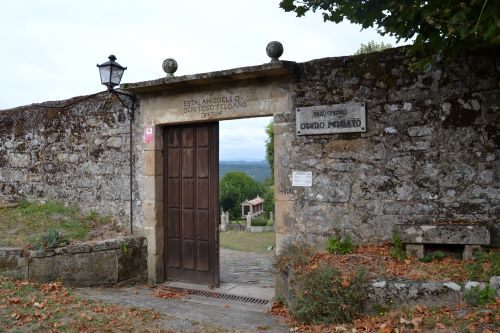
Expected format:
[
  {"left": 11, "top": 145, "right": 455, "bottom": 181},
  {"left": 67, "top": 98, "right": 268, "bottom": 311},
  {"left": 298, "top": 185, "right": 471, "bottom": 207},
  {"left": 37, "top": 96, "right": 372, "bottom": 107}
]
[
  {"left": 251, "top": 217, "right": 268, "bottom": 226},
  {"left": 466, "top": 250, "right": 500, "bottom": 281},
  {"left": 273, "top": 241, "right": 315, "bottom": 275},
  {"left": 464, "top": 285, "right": 496, "bottom": 306},
  {"left": 326, "top": 236, "right": 354, "bottom": 255},
  {"left": 390, "top": 232, "right": 406, "bottom": 260},
  {"left": 420, "top": 250, "right": 446, "bottom": 262},
  {"left": 28, "top": 229, "right": 68, "bottom": 250},
  {"left": 291, "top": 264, "right": 367, "bottom": 324}
]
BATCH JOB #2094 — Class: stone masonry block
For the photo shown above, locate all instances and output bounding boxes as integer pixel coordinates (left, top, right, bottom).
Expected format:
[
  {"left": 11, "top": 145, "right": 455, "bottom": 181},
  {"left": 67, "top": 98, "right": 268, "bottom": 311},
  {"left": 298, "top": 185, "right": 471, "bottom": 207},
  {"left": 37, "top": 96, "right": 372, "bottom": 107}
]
[
  {"left": 275, "top": 198, "right": 296, "bottom": 234},
  {"left": 406, "top": 244, "right": 424, "bottom": 259},
  {"left": 462, "top": 245, "right": 481, "bottom": 260},
  {"left": 144, "top": 150, "right": 163, "bottom": 176},
  {"left": 394, "top": 224, "right": 490, "bottom": 245},
  {"left": 145, "top": 225, "right": 164, "bottom": 256},
  {"left": 142, "top": 176, "right": 163, "bottom": 202},
  {"left": 143, "top": 201, "right": 163, "bottom": 229},
  {"left": 147, "top": 254, "right": 164, "bottom": 284}
]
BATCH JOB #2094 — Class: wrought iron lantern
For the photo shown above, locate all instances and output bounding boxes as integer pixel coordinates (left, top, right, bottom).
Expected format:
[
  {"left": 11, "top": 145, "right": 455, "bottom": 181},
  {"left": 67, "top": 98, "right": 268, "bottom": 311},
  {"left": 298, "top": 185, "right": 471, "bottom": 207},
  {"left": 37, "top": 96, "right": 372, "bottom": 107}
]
[{"left": 97, "top": 55, "right": 127, "bottom": 91}]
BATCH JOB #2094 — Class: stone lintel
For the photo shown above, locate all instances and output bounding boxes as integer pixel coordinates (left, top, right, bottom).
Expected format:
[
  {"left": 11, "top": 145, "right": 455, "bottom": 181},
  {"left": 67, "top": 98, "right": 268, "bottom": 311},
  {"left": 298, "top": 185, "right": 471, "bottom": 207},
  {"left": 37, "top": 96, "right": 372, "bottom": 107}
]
[{"left": 121, "top": 61, "right": 296, "bottom": 94}]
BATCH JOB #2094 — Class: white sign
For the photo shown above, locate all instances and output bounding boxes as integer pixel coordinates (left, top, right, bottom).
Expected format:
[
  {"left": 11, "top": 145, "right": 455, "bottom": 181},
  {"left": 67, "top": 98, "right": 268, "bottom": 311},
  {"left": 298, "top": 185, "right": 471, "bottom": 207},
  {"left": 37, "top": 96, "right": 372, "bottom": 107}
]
[
  {"left": 292, "top": 171, "right": 312, "bottom": 187},
  {"left": 296, "top": 102, "right": 366, "bottom": 135}
]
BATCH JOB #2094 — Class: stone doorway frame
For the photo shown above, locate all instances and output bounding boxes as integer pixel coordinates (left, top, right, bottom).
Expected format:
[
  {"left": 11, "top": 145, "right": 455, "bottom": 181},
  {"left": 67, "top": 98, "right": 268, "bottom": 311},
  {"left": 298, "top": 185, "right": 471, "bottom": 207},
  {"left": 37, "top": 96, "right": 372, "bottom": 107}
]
[{"left": 122, "top": 61, "right": 296, "bottom": 284}]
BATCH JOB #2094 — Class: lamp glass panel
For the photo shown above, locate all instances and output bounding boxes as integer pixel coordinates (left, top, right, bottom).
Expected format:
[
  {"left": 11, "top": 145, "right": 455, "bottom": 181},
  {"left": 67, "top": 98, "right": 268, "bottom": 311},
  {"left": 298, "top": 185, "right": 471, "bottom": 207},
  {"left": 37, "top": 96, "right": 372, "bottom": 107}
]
[
  {"left": 110, "top": 65, "right": 125, "bottom": 86},
  {"left": 99, "top": 66, "right": 111, "bottom": 85}
]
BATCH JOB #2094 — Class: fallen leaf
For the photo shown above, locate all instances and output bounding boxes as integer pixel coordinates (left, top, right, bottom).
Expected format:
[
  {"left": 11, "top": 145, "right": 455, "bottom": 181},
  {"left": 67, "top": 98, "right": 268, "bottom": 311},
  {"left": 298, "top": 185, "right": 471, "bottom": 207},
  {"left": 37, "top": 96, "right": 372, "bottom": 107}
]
[
  {"left": 435, "top": 322, "right": 446, "bottom": 329},
  {"left": 379, "top": 322, "right": 392, "bottom": 333}
]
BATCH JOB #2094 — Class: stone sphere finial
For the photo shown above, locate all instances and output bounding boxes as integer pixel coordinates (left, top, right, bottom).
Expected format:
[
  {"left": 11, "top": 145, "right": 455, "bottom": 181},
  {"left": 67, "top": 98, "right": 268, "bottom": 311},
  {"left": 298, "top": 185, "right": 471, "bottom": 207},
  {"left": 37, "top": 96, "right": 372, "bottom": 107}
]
[
  {"left": 266, "top": 41, "right": 284, "bottom": 62},
  {"left": 162, "top": 58, "right": 178, "bottom": 77}
]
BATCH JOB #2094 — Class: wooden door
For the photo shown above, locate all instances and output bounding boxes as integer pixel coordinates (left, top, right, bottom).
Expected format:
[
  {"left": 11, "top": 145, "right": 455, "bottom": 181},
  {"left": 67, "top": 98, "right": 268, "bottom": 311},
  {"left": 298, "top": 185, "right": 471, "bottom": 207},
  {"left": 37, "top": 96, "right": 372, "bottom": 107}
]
[{"left": 163, "top": 123, "right": 219, "bottom": 286}]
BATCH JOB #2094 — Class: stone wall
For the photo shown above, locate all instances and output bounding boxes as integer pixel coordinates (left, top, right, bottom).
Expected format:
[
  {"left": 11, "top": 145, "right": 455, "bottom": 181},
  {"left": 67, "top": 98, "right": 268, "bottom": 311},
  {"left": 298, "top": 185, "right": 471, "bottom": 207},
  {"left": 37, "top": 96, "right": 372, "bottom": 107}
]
[
  {"left": 0, "top": 92, "right": 134, "bottom": 223},
  {"left": 0, "top": 236, "right": 147, "bottom": 286},
  {"left": 275, "top": 47, "right": 499, "bottom": 248}
]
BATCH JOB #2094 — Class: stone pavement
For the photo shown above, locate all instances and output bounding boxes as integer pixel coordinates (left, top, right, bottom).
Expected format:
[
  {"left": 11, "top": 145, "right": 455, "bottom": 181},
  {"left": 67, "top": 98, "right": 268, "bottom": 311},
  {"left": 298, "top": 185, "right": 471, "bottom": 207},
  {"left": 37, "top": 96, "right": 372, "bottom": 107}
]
[
  {"left": 75, "top": 248, "right": 287, "bottom": 332},
  {"left": 220, "top": 248, "right": 275, "bottom": 288}
]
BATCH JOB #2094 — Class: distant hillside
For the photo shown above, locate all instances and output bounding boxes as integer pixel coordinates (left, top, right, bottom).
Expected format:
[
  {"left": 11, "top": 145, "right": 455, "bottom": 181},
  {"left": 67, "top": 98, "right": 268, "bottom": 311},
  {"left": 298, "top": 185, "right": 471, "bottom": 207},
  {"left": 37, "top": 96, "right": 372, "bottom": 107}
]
[{"left": 219, "top": 160, "right": 270, "bottom": 183}]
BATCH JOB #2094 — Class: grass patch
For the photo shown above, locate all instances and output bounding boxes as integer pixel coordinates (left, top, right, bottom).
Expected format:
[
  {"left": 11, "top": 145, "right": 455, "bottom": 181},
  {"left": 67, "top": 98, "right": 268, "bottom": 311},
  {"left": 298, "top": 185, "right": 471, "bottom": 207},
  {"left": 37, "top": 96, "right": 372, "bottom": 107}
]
[
  {"left": 326, "top": 236, "right": 354, "bottom": 255},
  {"left": 220, "top": 231, "right": 275, "bottom": 253},
  {"left": 0, "top": 201, "right": 114, "bottom": 247}
]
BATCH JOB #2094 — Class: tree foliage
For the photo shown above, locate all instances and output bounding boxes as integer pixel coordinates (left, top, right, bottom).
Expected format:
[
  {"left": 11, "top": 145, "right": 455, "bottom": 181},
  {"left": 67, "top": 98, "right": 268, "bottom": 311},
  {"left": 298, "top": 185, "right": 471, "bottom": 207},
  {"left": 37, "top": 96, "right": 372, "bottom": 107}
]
[
  {"left": 279, "top": 0, "right": 500, "bottom": 64},
  {"left": 219, "top": 171, "right": 265, "bottom": 219},
  {"left": 355, "top": 40, "right": 392, "bottom": 54},
  {"left": 265, "top": 121, "right": 274, "bottom": 183}
]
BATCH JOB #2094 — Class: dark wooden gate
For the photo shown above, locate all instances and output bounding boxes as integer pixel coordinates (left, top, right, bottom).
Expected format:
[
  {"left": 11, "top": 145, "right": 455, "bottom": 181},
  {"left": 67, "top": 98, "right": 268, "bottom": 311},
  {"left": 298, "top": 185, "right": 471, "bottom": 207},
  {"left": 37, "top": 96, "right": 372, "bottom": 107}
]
[{"left": 163, "top": 123, "right": 219, "bottom": 286}]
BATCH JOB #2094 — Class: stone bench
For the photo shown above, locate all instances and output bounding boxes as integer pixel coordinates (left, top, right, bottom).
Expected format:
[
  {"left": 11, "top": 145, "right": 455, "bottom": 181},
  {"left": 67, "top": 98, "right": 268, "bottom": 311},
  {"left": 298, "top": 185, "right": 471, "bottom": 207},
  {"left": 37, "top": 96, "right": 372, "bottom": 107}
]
[{"left": 393, "top": 223, "right": 490, "bottom": 260}]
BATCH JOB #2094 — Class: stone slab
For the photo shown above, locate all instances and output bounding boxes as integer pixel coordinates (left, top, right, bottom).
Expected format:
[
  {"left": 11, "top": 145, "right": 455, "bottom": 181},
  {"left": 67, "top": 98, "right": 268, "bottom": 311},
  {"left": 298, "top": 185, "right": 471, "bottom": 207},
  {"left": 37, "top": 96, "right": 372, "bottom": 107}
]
[
  {"left": 29, "top": 250, "right": 119, "bottom": 286},
  {"left": 394, "top": 224, "right": 490, "bottom": 245}
]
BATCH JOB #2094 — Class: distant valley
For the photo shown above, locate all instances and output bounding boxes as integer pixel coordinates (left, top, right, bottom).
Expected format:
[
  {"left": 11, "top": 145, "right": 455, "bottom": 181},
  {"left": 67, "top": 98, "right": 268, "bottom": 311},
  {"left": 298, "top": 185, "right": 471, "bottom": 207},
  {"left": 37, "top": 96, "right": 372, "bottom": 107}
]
[{"left": 219, "top": 160, "right": 270, "bottom": 183}]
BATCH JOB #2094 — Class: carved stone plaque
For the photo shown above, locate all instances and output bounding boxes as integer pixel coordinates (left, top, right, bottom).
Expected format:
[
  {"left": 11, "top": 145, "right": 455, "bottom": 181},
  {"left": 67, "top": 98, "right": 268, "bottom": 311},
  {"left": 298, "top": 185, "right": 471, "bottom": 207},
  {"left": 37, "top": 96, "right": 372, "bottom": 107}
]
[{"left": 296, "top": 102, "right": 366, "bottom": 135}]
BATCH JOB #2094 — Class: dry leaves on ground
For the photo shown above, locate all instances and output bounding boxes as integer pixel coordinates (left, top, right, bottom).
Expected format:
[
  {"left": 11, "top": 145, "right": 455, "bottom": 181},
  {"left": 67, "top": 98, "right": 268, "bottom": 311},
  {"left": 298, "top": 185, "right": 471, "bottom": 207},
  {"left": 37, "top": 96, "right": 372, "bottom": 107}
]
[{"left": 270, "top": 300, "right": 499, "bottom": 333}]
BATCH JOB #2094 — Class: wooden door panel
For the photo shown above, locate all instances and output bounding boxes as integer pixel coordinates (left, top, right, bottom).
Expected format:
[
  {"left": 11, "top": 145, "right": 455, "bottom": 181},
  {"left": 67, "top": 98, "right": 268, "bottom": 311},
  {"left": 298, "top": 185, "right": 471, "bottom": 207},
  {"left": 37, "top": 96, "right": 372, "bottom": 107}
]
[
  {"left": 182, "top": 180, "right": 194, "bottom": 208},
  {"left": 197, "top": 242, "right": 210, "bottom": 271},
  {"left": 182, "top": 210, "right": 194, "bottom": 239},
  {"left": 168, "top": 240, "right": 180, "bottom": 268},
  {"left": 168, "top": 150, "right": 180, "bottom": 177},
  {"left": 197, "top": 179, "right": 209, "bottom": 209},
  {"left": 168, "top": 210, "right": 180, "bottom": 238},
  {"left": 196, "top": 210, "right": 209, "bottom": 241},
  {"left": 196, "top": 126, "right": 209, "bottom": 146},
  {"left": 182, "top": 241, "right": 195, "bottom": 269},
  {"left": 182, "top": 149, "right": 194, "bottom": 177},
  {"left": 167, "top": 180, "right": 180, "bottom": 207},
  {"left": 164, "top": 122, "right": 219, "bottom": 286},
  {"left": 196, "top": 148, "right": 209, "bottom": 177},
  {"left": 182, "top": 128, "right": 194, "bottom": 147}
]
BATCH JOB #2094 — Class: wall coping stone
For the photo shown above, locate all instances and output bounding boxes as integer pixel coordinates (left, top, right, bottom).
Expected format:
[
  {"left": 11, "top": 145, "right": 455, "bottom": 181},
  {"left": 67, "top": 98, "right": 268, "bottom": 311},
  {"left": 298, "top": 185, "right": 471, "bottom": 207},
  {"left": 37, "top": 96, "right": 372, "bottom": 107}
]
[
  {"left": 0, "top": 248, "right": 24, "bottom": 256},
  {"left": 121, "top": 61, "right": 296, "bottom": 94},
  {"left": 24, "top": 236, "right": 147, "bottom": 257},
  {"left": 30, "top": 250, "right": 55, "bottom": 258}
]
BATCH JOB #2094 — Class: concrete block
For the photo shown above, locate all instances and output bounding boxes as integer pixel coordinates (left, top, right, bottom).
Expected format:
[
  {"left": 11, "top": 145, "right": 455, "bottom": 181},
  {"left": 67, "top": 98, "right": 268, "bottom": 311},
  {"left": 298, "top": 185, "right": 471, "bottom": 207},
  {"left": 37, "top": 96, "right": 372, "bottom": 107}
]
[{"left": 406, "top": 244, "right": 424, "bottom": 259}]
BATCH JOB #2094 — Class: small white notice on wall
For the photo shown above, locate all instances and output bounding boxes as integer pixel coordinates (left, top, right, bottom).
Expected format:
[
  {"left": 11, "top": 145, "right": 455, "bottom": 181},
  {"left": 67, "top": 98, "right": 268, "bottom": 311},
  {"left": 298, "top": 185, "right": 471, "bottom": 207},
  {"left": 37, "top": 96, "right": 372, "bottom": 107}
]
[{"left": 292, "top": 171, "right": 312, "bottom": 187}]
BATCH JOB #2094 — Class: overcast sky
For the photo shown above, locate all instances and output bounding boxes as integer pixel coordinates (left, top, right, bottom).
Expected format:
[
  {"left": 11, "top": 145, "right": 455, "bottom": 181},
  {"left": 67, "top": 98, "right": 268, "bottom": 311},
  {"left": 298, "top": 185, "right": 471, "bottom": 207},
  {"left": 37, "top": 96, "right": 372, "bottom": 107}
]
[{"left": 0, "top": 0, "right": 400, "bottom": 161}]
